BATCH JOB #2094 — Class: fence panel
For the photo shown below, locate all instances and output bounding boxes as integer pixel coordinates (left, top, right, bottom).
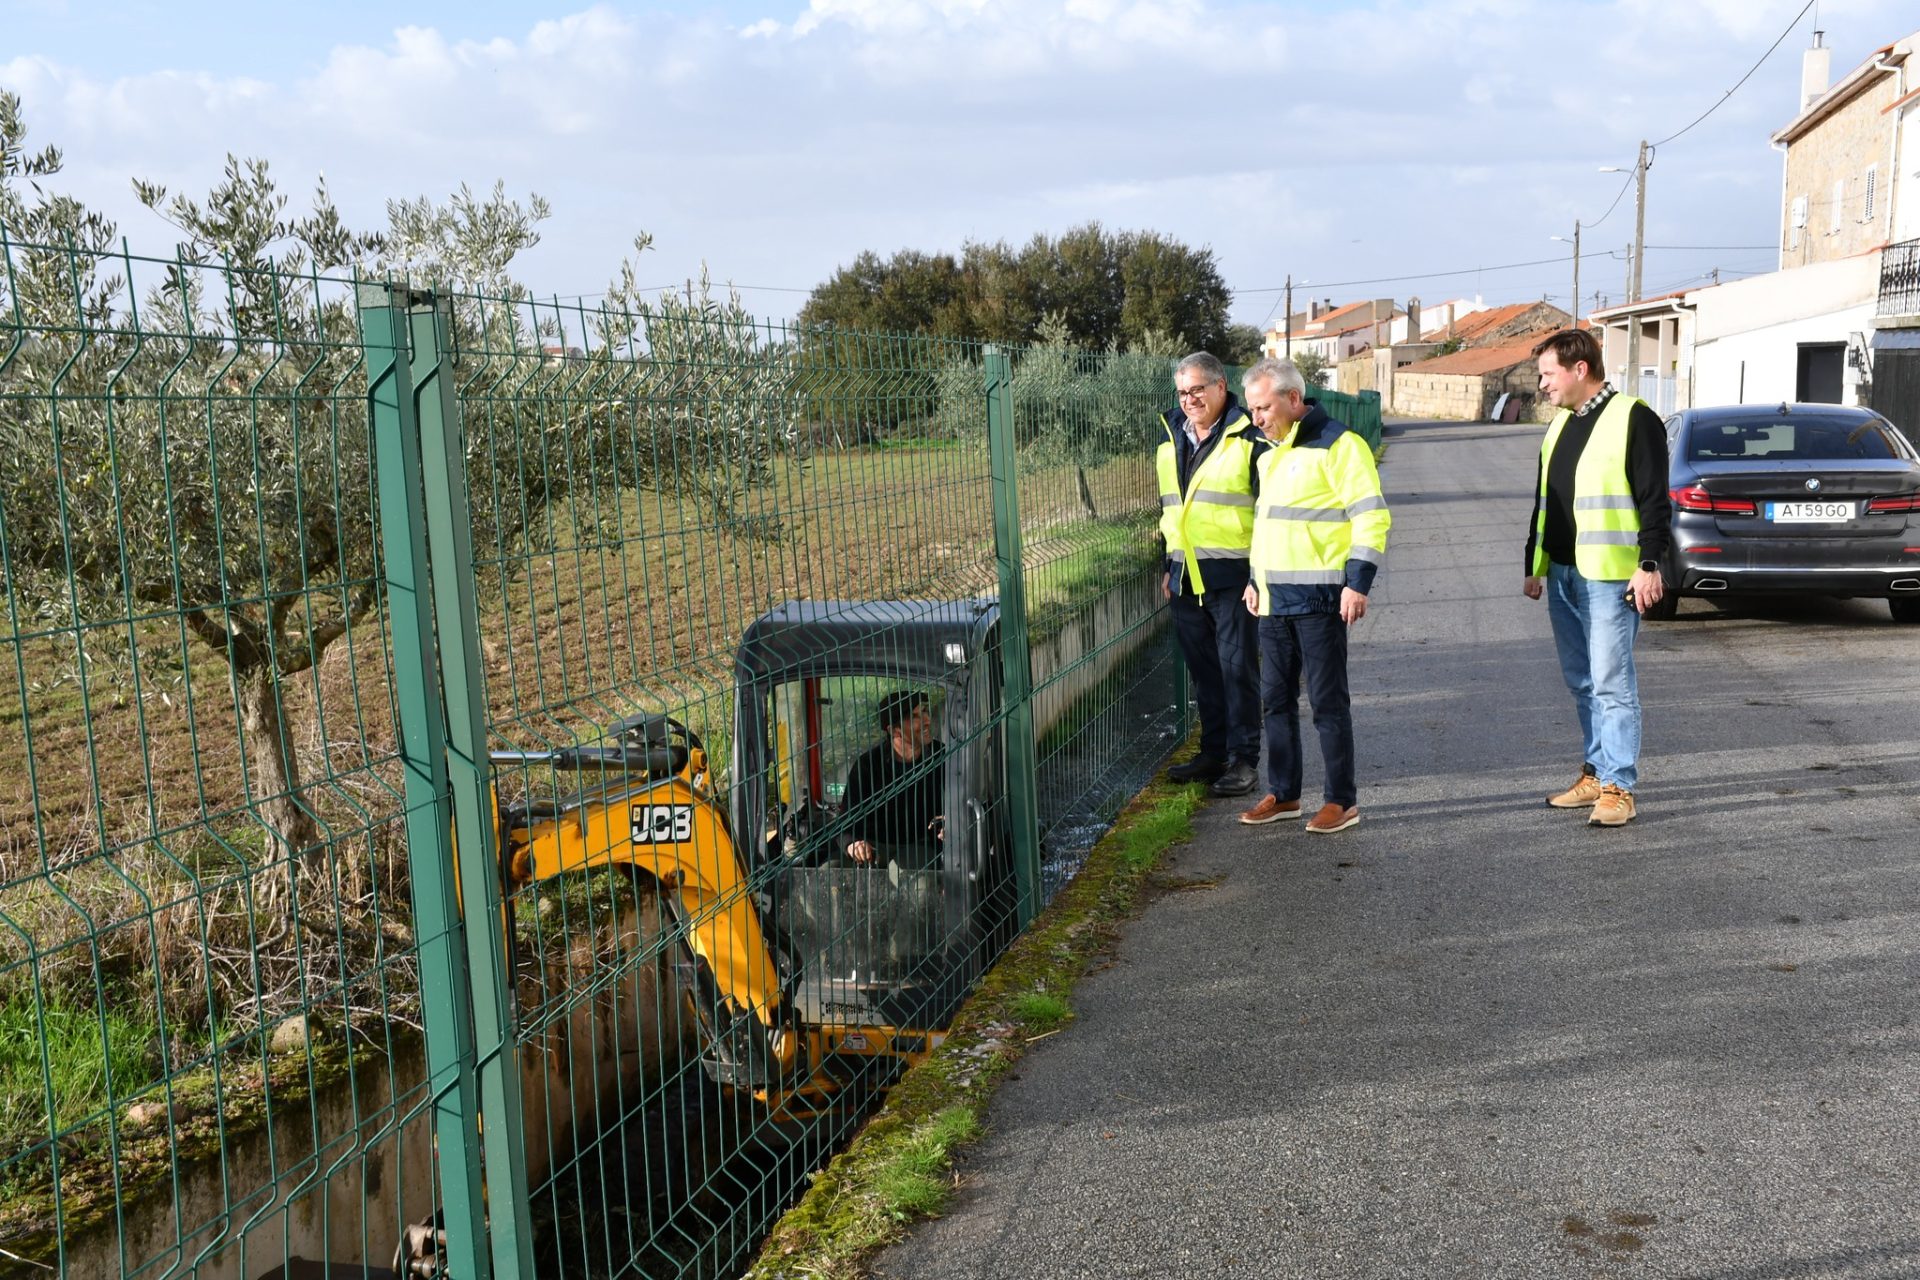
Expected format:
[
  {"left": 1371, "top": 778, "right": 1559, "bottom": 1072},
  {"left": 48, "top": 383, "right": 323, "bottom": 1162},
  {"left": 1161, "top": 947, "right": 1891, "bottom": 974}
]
[
  {"left": 1, "top": 238, "right": 448, "bottom": 1277},
  {"left": 1, "top": 238, "right": 1192, "bottom": 1277},
  {"left": 1313, "top": 387, "right": 1384, "bottom": 452},
  {"left": 994, "top": 341, "right": 1185, "bottom": 899}
]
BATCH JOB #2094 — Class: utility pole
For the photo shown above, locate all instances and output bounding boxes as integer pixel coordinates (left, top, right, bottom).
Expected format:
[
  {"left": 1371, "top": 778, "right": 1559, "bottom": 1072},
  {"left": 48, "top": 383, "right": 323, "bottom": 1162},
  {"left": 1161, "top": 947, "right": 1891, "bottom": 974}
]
[
  {"left": 1571, "top": 221, "right": 1581, "bottom": 326},
  {"left": 1626, "top": 139, "right": 1649, "bottom": 390},
  {"left": 1284, "top": 274, "right": 1293, "bottom": 357},
  {"left": 1552, "top": 223, "right": 1583, "bottom": 325}
]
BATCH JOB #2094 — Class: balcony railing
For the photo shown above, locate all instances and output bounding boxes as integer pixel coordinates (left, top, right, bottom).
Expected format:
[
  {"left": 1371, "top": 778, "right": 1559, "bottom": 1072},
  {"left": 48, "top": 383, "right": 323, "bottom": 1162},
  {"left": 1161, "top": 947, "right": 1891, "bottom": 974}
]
[{"left": 1879, "top": 238, "right": 1920, "bottom": 317}]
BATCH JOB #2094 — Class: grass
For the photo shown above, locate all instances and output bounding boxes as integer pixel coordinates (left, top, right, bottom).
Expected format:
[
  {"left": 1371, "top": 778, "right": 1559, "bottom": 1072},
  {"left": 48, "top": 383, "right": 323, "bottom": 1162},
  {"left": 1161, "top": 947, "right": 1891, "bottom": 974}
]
[
  {"left": 1009, "top": 991, "right": 1070, "bottom": 1030},
  {"left": 743, "top": 772, "right": 1203, "bottom": 1279},
  {"left": 866, "top": 1107, "right": 980, "bottom": 1222},
  {"left": 0, "top": 998, "right": 160, "bottom": 1197}
]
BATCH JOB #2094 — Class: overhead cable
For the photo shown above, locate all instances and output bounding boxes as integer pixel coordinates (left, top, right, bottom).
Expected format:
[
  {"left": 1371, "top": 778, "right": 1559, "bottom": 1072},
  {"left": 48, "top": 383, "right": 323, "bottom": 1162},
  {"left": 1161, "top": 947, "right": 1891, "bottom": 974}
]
[
  {"left": 1233, "top": 243, "right": 1778, "bottom": 295},
  {"left": 1652, "top": 0, "right": 1818, "bottom": 147}
]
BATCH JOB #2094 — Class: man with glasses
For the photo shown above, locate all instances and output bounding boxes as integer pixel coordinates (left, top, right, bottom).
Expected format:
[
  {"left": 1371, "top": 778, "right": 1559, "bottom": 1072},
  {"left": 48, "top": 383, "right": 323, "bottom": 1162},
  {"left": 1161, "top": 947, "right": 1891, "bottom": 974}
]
[{"left": 1157, "top": 352, "right": 1267, "bottom": 796}]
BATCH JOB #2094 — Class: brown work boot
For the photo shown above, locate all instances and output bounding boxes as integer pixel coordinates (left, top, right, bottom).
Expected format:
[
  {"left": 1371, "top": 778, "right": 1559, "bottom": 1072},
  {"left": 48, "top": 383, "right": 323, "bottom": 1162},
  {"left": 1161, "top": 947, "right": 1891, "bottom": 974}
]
[
  {"left": 1305, "top": 803, "right": 1360, "bottom": 834},
  {"left": 1588, "top": 784, "right": 1637, "bottom": 826},
  {"left": 1547, "top": 768, "right": 1603, "bottom": 809},
  {"left": 1239, "top": 794, "right": 1302, "bottom": 825}
]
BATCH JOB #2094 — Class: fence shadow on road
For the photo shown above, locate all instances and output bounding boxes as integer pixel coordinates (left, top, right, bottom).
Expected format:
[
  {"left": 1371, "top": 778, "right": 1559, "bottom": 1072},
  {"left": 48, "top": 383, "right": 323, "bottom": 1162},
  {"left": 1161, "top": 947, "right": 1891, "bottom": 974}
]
[{"left": 1670, "top": 1238, "right": 1920, "bottom": 1280}]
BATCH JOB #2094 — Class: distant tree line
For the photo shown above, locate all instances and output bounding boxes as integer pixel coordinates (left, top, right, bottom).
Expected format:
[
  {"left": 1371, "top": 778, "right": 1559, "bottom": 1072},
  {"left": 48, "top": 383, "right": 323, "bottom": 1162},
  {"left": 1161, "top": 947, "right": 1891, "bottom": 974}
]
[{"left": 800, "top": 221, "right": 1263, "bottom": 364}]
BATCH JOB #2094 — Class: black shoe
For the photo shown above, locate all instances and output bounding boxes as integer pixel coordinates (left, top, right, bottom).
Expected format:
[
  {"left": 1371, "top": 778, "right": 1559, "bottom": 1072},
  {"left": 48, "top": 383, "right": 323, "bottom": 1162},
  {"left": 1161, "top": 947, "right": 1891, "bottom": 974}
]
[
  {"left": 1209, "top": 760, "right": 1258, "bottom": 797},
  {"left": 1167, "top": 755, "right": 1226, "bottom": 783}
]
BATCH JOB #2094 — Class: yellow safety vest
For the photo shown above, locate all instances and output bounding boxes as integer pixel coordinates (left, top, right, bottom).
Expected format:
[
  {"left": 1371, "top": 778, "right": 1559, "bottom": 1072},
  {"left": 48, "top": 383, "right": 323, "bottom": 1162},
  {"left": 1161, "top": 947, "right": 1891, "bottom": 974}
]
[
  {"left": 1249, "top": 423, "right": 1391, "bottom": 615},
  {"left": 1156, "top": 407, "right": 1260, "bottom": 596},
  {"left": 1532, "top": 392, "right": 1644, "bottom": 581}
]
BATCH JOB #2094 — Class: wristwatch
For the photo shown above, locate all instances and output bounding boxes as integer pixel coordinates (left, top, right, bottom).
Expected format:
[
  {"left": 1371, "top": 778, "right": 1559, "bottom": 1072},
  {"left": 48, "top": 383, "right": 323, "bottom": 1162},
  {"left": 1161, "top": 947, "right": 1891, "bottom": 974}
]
[{"left": 1638, "top": 559, "right": 1659, "bottom": 573}]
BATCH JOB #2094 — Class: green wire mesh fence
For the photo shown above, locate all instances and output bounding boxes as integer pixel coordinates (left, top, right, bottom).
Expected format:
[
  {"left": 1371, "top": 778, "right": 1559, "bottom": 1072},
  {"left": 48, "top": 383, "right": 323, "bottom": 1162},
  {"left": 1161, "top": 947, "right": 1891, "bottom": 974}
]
[{"left": 0, "top": 234, "right": 1191, "bottom": 1279}]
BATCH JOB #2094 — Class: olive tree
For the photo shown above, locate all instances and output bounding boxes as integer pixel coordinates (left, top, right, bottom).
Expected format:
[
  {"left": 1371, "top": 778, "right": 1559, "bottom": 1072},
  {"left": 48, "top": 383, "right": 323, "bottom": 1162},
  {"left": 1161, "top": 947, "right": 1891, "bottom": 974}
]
[
  {"left": 0, "top": 94, "right": 553, "bottom": 903},
  {"left": 592, "top": 241, "right": 798, "bottom": 531}
]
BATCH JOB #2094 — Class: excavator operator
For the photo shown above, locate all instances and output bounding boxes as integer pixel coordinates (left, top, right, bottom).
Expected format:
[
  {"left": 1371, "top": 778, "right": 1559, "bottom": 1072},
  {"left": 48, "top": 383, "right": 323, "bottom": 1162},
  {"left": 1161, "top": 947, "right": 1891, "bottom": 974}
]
[{"left": 842, "top": 690, "right": 945, "bottom": 869}]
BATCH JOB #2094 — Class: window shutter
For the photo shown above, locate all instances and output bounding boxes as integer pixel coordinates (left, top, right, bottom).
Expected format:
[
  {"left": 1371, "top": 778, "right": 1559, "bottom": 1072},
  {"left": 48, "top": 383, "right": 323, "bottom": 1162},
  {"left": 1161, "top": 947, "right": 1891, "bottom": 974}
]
[{"left": 1865, "top": 167, "right": 1878, "bottom": 222}]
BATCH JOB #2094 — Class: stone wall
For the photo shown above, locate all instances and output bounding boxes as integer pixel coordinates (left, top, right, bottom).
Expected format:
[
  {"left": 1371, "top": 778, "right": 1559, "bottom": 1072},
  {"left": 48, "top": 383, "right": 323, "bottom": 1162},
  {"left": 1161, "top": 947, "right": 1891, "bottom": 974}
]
[
  {"left": 1336, "top": 354, "right": 1376, "bottom": 395},
  {"left": 1780, "top": 73, "right": 1902, "bottom": 268},
  {"left": 1391, "top": 365, "right": 1542, "bottom": 422}
]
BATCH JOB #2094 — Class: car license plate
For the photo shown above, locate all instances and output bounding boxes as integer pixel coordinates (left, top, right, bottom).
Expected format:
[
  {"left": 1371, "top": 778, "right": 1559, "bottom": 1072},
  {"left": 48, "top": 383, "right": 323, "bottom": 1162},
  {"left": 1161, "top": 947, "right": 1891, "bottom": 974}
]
[{"left": 1766, "top": 500, "right": 1854, "bottom": 522}]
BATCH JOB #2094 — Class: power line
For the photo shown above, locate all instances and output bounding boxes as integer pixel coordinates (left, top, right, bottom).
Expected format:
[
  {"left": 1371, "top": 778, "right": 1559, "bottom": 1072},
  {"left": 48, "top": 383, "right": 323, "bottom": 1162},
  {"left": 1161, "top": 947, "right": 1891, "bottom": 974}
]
[
  {"left": 1233, "top": 243, "right": 1779, "bottom": 296},
  {"left": 1236, "top": 254, "right": 1572, "bottom": 294},
  {"left": 1584, "top": 169, "right": 1636, "bottom": 232},
  {"left": 1652, "top": 0, "right": 1817, "bottom": 147}
]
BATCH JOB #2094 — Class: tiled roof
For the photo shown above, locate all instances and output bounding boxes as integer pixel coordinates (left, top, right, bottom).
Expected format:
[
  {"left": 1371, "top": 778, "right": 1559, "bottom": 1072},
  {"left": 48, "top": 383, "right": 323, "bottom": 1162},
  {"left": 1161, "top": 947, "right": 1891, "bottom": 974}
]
[
  {"left": 1407, "top": 337, "right": 1544, "bottom": 377},
  {"left": 1303, "top": 300, "right": 1368, "bottom": 331},
  {"left": 1419, "top": 301, "right": 1535, "bottom": 344}
]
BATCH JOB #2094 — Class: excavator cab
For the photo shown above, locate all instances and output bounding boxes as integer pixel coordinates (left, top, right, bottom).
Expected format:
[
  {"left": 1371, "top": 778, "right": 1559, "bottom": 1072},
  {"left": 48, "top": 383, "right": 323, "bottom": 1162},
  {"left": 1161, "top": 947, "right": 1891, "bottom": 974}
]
[
  {"left": 488, "top": 598, "right": 1015, "bottom": 1104},
  {"left": 730, "top": 600, "right": 1015, "bottom": 1051}
]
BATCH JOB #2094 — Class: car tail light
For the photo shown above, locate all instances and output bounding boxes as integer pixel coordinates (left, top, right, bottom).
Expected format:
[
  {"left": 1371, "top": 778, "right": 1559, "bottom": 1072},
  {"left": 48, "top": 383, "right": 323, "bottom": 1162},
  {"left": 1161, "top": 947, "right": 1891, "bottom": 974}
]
[
  {"left": 1670, "top": 485, "right": 1755, "bottom": 514},
  {"left": 1866, "top": 493, "right": 1920, "bottom": 513}
]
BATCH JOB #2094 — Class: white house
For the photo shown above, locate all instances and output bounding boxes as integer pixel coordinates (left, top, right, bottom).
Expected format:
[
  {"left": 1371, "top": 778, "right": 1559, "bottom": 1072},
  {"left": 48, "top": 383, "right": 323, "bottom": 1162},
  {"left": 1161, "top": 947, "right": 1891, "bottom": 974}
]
[{"left": 1589, "top": 28, "right": 1915, "bottom": 416}]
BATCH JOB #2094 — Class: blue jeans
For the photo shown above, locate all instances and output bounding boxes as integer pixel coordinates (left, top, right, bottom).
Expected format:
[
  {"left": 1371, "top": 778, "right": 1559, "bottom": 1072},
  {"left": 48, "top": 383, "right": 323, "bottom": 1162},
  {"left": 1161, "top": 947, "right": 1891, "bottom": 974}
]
[
  {"left": 1544, "top": 561, "right": 1642, "bottom": 791},
  {"left": 1258, "top": 612, "right": 1355, "bottom": 808}
]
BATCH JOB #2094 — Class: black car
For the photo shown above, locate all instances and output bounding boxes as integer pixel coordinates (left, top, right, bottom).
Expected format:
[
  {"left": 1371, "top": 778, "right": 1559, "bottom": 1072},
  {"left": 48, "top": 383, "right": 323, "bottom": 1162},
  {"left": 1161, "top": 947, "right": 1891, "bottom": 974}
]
[{"left": 1654, "top": 403, "right": 1920, "bottom": 623}]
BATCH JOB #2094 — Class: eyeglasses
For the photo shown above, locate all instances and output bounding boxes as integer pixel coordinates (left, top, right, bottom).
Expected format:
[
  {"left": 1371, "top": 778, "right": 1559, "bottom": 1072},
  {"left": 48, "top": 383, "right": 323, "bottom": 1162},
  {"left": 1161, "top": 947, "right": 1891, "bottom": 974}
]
[{"left": 1175, "top": 384, "right": 1218, "bottom": 401}]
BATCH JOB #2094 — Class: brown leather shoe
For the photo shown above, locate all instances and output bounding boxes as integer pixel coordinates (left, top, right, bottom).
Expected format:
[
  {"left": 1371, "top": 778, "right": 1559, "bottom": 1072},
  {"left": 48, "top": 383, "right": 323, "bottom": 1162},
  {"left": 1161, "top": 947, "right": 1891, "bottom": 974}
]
[
  {"left": 1239, "top": 794, "right": 1302, "bottom": 825},
  {"left": 1588, "top": 784, "right": 1637, "bottom": 826},
  {"left": 1305, "top": 803, "right": 1360, "bottom": 834},
  {"left": 1547, "top": 769, "right": 1604, "bottom": 809}
]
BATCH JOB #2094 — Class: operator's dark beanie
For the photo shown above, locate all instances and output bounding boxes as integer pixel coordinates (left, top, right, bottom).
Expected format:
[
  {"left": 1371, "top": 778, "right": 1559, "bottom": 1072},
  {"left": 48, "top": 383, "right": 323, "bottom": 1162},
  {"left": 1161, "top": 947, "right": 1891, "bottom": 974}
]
[{"left": 876, "top": 690, "right": 925, "bottom": 732}]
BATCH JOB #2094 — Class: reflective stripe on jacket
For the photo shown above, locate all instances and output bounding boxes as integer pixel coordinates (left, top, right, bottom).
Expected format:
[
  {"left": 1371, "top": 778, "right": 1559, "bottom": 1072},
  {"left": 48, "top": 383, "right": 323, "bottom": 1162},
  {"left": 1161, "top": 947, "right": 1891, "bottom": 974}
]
[
  {"left": 1249, "top": 408, "right": 1390, "bottom": 616},
  {"left": 1156, "top": 407, "right": 1261, "bottom": 597},
  {"left": 1532, "top": 393, "right": 1644, "bottom": 580}
]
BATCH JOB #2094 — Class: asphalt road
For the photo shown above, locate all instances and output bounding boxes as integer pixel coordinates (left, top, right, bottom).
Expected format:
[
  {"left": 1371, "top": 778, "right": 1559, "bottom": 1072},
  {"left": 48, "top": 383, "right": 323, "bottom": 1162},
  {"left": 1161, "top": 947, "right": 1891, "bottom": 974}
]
[{"left": 872, "top": 418, "right": 1920, "bottom": 1280}]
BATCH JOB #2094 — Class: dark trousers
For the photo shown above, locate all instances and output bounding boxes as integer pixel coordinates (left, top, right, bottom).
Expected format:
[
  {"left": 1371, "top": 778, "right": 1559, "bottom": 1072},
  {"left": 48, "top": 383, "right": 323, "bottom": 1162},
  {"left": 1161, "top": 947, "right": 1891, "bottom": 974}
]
[
  {"left": 1259, "top": 612, "right": 1356, "bottom": 807},
  {"left": 1171, "top": 587, "right": 1261, "bottom": 764}
]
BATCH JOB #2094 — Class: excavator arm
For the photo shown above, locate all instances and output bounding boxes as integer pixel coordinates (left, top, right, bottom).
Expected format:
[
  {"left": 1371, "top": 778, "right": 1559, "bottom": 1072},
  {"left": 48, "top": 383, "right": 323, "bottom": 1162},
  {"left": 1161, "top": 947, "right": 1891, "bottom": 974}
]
[{"left": 491, "top": 717, "right": 800, "bottom": 1086}]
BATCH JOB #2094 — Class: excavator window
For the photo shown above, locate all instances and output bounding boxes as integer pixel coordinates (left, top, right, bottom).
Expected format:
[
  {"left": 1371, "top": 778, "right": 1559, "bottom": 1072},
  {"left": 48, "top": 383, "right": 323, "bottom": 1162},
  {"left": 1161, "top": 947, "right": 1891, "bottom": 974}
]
[{"left": 761, "top": 675, "right": 949, "bottom": 866}]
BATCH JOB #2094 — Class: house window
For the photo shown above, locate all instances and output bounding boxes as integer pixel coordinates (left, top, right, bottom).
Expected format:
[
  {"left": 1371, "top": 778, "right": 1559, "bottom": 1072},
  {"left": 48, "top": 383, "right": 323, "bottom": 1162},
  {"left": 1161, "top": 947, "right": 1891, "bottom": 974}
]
[
  {"left": 1865, "top": 166, "right": 1878, "bottom": 222},
  {"left": 1790, "top": 194, "right": 1807, "bottom": 250},
  {"left": 1831, "top": 179, "right": 1845, "bottom": 233}
]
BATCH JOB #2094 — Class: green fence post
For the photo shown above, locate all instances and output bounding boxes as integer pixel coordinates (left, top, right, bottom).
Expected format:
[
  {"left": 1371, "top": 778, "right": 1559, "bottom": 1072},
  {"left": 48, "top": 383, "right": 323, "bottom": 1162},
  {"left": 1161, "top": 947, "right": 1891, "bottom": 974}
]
[
  {"left": 358, "top": 283, "right": 495, "bottom": 1280},
  {"left": 408, "top": 293, "right": 535, "bottom": 1278},
  {"left": 985, "top": 346, "right": 1043, "bottom": 925}
]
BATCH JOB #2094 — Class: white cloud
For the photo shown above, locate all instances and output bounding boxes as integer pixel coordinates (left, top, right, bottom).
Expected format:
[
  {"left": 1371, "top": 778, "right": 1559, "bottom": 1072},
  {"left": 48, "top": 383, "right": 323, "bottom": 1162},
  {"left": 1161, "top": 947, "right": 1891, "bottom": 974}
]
[{"left": 5, "top": 0, "right": 1916, "bottom": 327}]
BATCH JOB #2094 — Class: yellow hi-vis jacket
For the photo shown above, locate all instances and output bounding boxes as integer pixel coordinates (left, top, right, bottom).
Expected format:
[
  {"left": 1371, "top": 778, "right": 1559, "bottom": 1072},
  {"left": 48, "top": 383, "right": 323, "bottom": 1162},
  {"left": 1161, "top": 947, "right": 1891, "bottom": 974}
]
[
  {"left": 1156, "top": 406, "right": 1261, "bottom": 597},
  {"left": 1531, "top": 392, "right": 1645, "bottom": 581},
  {"left": 1249, "top": 412, "right": 1391, "bottom": 615}
]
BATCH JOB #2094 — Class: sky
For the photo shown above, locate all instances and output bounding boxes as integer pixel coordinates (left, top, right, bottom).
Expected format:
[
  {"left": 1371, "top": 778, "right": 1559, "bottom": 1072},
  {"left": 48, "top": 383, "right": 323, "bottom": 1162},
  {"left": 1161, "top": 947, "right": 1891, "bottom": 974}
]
[{"left": 3, "top": 0, "right": 1915, "bottom": 333}]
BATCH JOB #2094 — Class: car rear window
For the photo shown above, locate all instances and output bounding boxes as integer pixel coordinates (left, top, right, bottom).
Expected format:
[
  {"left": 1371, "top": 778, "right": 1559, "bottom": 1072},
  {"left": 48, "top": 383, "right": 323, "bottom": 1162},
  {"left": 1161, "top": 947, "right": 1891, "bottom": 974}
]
[{"left": 1686, "top": 417, "right": 1910, "bottom": 463}]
